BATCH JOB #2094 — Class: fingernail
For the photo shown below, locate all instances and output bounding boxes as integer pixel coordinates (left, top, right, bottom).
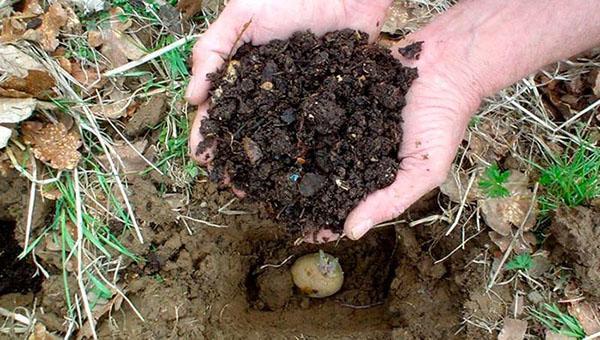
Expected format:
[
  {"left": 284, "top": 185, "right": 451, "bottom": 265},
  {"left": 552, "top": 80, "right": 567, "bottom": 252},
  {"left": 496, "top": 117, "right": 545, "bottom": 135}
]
[{"left": 349, "top": 219, "right": 372, "bottom": 240}]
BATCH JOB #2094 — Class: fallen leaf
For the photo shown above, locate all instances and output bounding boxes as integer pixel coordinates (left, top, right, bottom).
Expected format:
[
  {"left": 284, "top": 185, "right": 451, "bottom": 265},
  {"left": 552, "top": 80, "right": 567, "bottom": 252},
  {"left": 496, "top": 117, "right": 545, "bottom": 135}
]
[
  {"left": 28, "top": 322, "right": 59, "bottom": 340},
  {"left": 479, "top": 171, "right": 537, "bottom": 236},
  {"left": 381, "top": 0, "right": 411, "bottom": 34},
  {"left": 498, "top": 318, "right": 527, "bottom": 340},
  {"left": 90, "top": 101, "right": 129, "bottom": 119},
  {"left": 22, "top": 122, "right": 82, "bottom": 170},
  {"left": 545, "top": 331, "right": 574, "bottom": 340},
  {"left": 98, "top": 139, "right": 148, "bottom": 174},
  {"left": 125, "top": 94, "right": 167, "bottom": 136},
  {"left": 568, "top": 302, "right": 600, "bottom": 335},
  {"left": 69, "top": 0, "right": 105, "bottom": 14},
  {"left": 440, "top": 167, "right": 480, "bottom": 203},
  {"left": 0, "top": 126, "right": 11, "bottom": 149},
  {"left": 88, "top": 7, "right": 145, "bottom": 68},
  {"left": 21, "top": 0, "right": 44, "bottom": 16},
  {"left": 35, "top": 2, "right": 69, "bottom": 51},
  {"left": 0, "top": 97, "right": 37, "bottom": 123},
  {"left": 488, "top": 231, "right": 535, "bottom": 254},
  {"left": 0, "top": 45, "right": 55, "bottom": 98},
  {"left": 77, "top": 293, "right": 123, "bottom": 340},
  {"left": 176, "top": 0, "right": 203, "bottom": 19}
]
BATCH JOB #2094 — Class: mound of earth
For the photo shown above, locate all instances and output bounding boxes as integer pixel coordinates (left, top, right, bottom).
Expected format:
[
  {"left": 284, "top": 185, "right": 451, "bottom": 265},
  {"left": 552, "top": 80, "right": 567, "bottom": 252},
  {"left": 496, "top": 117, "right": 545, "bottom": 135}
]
[{"left": 197, "top": 29, "right": 418, "bottom": 234}]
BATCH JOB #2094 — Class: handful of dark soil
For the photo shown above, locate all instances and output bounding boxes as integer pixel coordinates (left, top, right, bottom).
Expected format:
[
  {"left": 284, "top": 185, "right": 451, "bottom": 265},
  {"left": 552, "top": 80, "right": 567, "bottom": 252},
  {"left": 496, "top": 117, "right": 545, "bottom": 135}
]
[{"left": 197, "top": 30, "right": 417, "bottom": 234}]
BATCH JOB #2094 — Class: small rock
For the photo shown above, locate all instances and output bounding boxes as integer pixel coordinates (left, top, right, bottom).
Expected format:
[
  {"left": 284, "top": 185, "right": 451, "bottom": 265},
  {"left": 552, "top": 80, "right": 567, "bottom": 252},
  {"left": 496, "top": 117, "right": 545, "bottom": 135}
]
[
  {"left": 260, "top": 81, "right": 273, "bottom": 91},
  {"left": 298, "top": 173, "right": 325, "bottom": 197},
  {"left": 242, "top": 137, "right": 262, "bottom": 165},
  {"left": 280, "top": 108, "right": 296, "bottom": 125}
]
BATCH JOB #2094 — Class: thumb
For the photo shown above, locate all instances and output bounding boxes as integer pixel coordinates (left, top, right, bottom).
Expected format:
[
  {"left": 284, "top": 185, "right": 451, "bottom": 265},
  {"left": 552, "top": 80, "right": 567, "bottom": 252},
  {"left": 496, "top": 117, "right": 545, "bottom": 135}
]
[
  {"left": 185, "top": 5, "right": 251, "bottom": 105},
  {"left": 343, "top": 153, "right": 451, "bottom": 240},
  {"left": 344, "top": 98, "right": 468, "bottom": 239}
]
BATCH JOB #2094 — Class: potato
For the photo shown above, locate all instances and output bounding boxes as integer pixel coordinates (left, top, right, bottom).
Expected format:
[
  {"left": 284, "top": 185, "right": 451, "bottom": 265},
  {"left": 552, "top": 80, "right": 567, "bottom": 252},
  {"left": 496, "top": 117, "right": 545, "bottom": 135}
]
[{"left": 290, "top": 251, "right": 344, "bottom": 298}]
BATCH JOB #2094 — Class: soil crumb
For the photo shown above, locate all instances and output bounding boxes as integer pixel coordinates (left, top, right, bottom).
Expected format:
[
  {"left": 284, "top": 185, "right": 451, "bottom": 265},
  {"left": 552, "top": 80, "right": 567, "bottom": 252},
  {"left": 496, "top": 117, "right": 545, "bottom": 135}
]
[
  {"left": 198, "top": 29, "right": 418, "bottom": 233},
  {"left": 551, "top": 205, "right": 600, "bottom": 296},
  {"left": 398, "top": 41, "right": 424, "bottom": 60}
]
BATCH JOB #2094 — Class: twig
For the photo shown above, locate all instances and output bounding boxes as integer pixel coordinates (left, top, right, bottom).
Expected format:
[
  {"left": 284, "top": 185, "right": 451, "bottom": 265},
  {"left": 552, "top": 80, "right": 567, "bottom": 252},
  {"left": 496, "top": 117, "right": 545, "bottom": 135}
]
[
  {"left": 178, "top": 215, "right": 228, "bottom": 228},
  {"left": 445, "top": 172, "right": 477, "bottom": 236},
  {"left": 104, "top": 34, "right": 201, "bottom": 77},
  {"left": 257, "top": 255, "right": 295, "bottom": 272},
  {"left": 20, "top": 156, "right": 37, "bottom": 258}
]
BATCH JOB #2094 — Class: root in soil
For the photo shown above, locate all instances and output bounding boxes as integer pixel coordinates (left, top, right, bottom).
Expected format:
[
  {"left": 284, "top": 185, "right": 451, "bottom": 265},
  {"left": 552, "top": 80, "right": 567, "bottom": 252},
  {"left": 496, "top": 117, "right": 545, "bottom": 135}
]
[{"left": 197, "top": 29, "right": 418, "bottom": 234}]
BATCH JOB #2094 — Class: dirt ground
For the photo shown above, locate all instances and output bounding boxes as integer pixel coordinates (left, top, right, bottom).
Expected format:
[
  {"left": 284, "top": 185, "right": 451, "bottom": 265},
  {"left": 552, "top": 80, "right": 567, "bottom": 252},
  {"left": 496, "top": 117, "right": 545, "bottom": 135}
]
[{"left": 0, "top": 173, "right": 511, "bottom": 339}]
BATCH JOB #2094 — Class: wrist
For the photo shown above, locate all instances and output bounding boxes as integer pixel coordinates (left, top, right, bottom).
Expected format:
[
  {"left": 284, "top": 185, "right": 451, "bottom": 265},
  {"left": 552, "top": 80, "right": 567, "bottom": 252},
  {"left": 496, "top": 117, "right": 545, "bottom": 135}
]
[{"left": 412, "top": 0, "right": 600, "bottom": 97}]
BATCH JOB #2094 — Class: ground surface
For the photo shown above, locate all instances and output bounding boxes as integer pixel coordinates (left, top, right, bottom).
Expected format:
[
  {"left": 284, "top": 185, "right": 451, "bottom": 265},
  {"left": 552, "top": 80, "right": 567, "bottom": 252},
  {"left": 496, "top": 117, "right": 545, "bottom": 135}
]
[{"left": 199, "top": 30, "right": 417, "bottom": 234}]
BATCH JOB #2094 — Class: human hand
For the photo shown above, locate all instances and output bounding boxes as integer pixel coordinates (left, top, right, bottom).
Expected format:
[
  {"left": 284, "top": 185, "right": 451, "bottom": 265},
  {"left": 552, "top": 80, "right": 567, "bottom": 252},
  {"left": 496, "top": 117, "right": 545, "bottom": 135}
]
[
  {"left": 186, "top": 0, "right": 392, "bottom": 242},
  {"left": 344, "top": 0, "right": 600, "bottom": 239}
]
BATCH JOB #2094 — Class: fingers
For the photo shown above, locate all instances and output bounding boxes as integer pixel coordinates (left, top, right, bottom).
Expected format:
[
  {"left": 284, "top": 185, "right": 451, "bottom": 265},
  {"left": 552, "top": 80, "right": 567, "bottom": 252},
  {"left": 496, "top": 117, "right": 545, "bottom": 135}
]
[
  {"left": 344, "top": 86, "right": 468, "bottom": 239},
  {"left": 189, "top": 102, "right": 214, "bottom": 164},
  {"left": 343, "top": 154, "right": 451, "bottom": 240},
  {"left": 186, "top": 4, "right": 252, "bottom": 105}
]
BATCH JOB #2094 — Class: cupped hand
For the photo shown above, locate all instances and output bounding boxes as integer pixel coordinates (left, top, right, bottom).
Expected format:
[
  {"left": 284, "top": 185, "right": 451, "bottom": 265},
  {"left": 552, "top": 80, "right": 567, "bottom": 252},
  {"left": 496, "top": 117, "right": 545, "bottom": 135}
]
[
  {"left": 186, "top": 0, "right": 485, "bottom": 243},
  {"left": 344, "top": 36, "right": 484, "bottom": 239}
]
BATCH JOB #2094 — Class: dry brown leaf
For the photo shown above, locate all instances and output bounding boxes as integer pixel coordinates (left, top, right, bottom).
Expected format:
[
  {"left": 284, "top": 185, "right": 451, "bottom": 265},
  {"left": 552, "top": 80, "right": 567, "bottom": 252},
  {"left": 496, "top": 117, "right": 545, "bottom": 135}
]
[
  {"left": 70, "top": 62, "right": 104, "bottom": 89},
  {"left": 22, "top": 122, "right": 82, "bottom": 170},
  {"left": 488, "top": 231, "right": 535, "bottom": 254},
  {"left": 21, "top": 0, "right": 44, "bottom": 16},
  {"left": 77, "top": 293, "right": 124, "bottom": 340},
  {"left": 0, "top": 45, "right": 55, "bottom": 99},
  {"left": 28, "top": 322, "right": 59, "bottom": 340},
  {"left": 479, "top": 171, "right": 537, "bottom": 236},
  {"left": 498, "top": 318, "right": 527, "bottom": 340},
  {"left": 545, "top": 331, "right": 573, "bottom": 340},
  {"left": 98, "top": 139, "right": 148, "bottom": 174},
  {"left": 177, "top": 0, "right": 203, "bottom": 19},
  {"left": 35, "top": 2, "right": 69, "bottom": 51},
  {"left": 88, "top": 7, "right": 145, "bottom": 68},
  {"left": 0, "top": 97, "right": 37, "bottom": 124},
  {"left": 0, "top": 126, "right": 11, "bottom": 149},
  {"left": 1, "top": 2, "right": 78, "bottom": 52},
  {"left": 90, "top": 101, "right": 129, "bottom": 119},
  {"left": 381, "top": 0, "right": 410, "bottom": 34},
  {"left": 568, "top": 302, "right": 600, "bottom": 335},
  {"left": 440, "top": 167, "right": 480, "bottom": 203}
]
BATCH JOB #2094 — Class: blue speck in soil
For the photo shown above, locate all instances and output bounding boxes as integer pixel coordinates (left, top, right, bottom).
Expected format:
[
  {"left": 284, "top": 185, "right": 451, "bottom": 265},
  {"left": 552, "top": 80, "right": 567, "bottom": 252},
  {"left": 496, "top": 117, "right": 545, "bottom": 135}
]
[{"left": 289, "top": 173, "right": 300, "bottom": 182}]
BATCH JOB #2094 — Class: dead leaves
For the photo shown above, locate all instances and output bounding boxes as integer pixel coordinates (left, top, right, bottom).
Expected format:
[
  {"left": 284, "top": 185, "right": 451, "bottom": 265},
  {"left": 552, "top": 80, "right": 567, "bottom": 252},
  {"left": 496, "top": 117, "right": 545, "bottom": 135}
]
[
  {"left": 0, "top": 97, "right": 38, "bottom": 148},
  {"left": 1, "top": 2, "right": 79, "bottom": 52},
  {"left": 498, "top": 318, "right": 528, "bottom": 340},
  {"left": 87, "top": 8, "right": 145, "bottom": 68},
  {"left": 22, "top": 122, "right": 82, "bottom": 170},
  {"left": 0, "top": 45, "right": 55, "bottom": 99}
]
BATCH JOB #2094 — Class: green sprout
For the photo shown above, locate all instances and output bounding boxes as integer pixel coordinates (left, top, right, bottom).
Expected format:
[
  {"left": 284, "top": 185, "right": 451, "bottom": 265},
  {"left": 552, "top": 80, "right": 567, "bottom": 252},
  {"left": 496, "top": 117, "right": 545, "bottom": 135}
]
[
  {"left": 479, "top": 163, "right": 511, "bottom": 198},
  {"left": 505, "top": 253, "right": 532, "bottom": 271},
  {"left": 530, "top": 304, "right": 585, "bottom": 339},
  {"left": 537, "top": 146, "right": 600, "bottom": 215}
]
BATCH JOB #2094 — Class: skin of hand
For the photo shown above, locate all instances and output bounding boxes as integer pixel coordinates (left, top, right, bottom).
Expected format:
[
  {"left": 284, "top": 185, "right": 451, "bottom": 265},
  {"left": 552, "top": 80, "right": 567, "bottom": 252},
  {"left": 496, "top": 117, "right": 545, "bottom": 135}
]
[{"left": 187, "top": 0, "right": 600, "bottom": 242}]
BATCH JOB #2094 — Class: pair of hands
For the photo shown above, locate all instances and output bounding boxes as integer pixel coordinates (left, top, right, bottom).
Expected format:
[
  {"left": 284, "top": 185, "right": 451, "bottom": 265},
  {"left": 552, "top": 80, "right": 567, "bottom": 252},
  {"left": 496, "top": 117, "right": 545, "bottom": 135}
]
[{"left": 185, "top": 0, "right": 484, "bottom": 242}]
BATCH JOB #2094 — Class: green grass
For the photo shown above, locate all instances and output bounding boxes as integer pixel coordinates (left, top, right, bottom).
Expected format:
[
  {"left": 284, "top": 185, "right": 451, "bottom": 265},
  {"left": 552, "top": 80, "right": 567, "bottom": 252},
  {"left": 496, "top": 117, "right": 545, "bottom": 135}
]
[
  {"left": 530, "top": 304, "right": 586, "bottom": 339},
  {"left": 505, "top": 253, "right": 532, "bottom": 271},
  {"left": 479, "top": 163, "right": 511, "bottom": 198},
  {"left": 537, "top": 145, "right": 600, "bottom": 215}
]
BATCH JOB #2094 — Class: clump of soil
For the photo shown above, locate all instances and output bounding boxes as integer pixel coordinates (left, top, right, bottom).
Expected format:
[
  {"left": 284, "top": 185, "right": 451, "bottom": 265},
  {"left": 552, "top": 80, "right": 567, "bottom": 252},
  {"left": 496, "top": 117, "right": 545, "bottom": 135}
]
[
  {"left": 197, "top": 29, "right": 417, "bottom": 233},
  {"left": 551, "top": 205, "right": 600, "bottom": 296}
]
